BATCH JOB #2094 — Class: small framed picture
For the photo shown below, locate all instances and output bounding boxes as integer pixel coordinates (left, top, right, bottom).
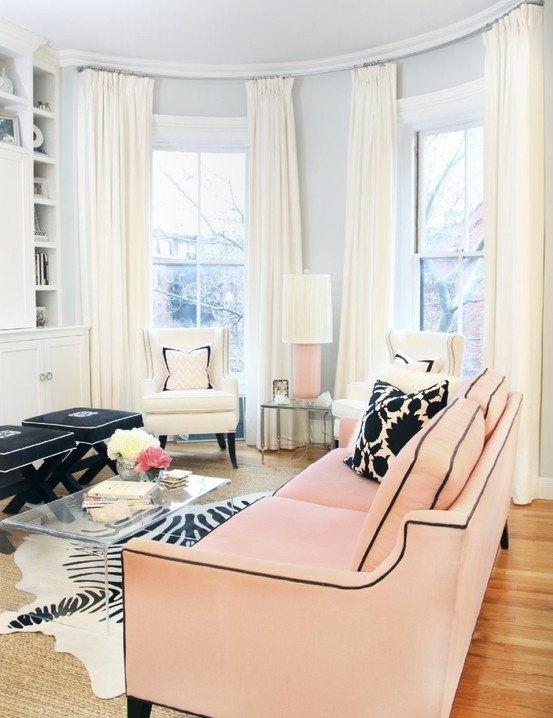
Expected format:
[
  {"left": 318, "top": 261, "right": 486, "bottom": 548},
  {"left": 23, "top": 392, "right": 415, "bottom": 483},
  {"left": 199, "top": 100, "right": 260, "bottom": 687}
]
[
  {"left": 273, "top": 379, "right": 289, "bottom": 400},
  {"left": 36, "top": 306, "right": 47, "bottom": 328},
  {"left": 0, "top": 110, "right": 20, "bottom": 146},
  {"left": 34, "top": 177, "right": 48, "bottom": 198}
]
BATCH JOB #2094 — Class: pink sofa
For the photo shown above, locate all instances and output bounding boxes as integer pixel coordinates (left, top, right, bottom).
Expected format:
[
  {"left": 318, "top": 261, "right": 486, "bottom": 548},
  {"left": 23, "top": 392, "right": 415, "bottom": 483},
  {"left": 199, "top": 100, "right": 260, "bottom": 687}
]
[{"left": 122, "top": 369, "right": 522, "bottom": 718}]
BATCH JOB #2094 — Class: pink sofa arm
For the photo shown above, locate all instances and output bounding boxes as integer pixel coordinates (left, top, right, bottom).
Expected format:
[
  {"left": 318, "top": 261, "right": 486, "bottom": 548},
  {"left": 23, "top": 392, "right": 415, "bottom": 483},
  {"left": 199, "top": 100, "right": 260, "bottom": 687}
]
[
  {"left": 123, "top": 520, "right": 465, "bottom": 718},
  {"left": 338, "top": 415, "right": 361, "bottom": 447}
]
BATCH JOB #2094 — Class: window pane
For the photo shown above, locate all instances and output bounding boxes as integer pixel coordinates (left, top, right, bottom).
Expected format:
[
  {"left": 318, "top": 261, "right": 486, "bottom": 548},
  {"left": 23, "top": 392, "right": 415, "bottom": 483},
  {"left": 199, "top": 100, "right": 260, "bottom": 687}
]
[
  {"left": 419, "top": 130, "right": 466, "bottom": 254},
  {"left": 153, "top": 264, "right": 198, "bottom": 327},
  {"left": 199, "top": 265, "right": 244, "bottom": 373},
  {"left": 199, "top": 153, "right": 245, "bottom": 260},
  {"left": 459, "top": 256, "right": 485, "bottom": 377},
  {"left": 152, "top": 151, "right": 199, "bottom": 259},
  {"left": 420, "top": 256, "right": 484, "bottom": 375},
  {"left": 420, "top": 257, "right": 460, "bottom": 334}
]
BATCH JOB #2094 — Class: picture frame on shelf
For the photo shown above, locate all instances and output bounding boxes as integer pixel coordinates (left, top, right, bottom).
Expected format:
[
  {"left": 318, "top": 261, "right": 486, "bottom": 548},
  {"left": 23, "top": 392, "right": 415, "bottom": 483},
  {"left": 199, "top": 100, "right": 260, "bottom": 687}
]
[
  {"left": 34, "top": 177, "right": 48, "bottom": 198},
  {"left": 0, "top": 110, "right": 20, "bottom": 146},
  {"left": 36, "top": 306, "right": 47, "bottom": 328}
]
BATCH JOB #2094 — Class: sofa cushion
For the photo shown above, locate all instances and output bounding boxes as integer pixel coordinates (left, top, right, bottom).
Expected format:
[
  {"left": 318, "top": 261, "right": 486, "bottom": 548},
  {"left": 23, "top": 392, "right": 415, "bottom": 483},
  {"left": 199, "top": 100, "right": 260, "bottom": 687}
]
[
  {"left": 163, "top": 345, "right": 212, "bottom": 390},
  {"left": 344, "top": 379, "right": 449, "bottom": 482},
  {"left": 197, "top": 495, "right": 368, "bottom": 570},
  {"left": 454, "top": 368, "right": 507, "bottom": 439},
  {"left": 351, "top": 397, "right": 485, "bottom": 572},
  {"left": 276, "top": 448, "right": 380, "bottom": 512}
]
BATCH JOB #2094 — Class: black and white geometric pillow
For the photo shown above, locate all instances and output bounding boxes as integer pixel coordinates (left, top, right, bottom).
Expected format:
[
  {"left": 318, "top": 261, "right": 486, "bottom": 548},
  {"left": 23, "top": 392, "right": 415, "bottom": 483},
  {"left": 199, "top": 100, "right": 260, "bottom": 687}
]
[
  {"left": 393, "top": 350, "right": 440, "bottom": 373},
  {"left": 344, "top": 379, "right": 449, "bottom": 482}
]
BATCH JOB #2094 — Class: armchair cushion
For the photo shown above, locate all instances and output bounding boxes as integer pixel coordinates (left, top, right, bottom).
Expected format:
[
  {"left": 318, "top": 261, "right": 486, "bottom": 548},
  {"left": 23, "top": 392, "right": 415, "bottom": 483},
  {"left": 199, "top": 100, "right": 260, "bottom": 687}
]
[
  {"left": 162, "top": 345, "right": 212, "bottom": 390},
  {"left": 141, "top": 388, "right": 237, "bottom": 414},
  {"left": 344, "top": 379, "right": 449, "bottom": 482}
]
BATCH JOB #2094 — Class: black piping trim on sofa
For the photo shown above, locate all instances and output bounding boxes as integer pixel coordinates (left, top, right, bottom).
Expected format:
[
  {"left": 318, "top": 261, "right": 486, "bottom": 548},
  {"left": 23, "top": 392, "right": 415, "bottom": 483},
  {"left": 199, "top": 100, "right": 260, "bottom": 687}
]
[
  {"left": 356, "top": 398, "right": 480, "bottom": 570},
  {"left": 464, "top": 367, "right": 506, "bottom": 419},
  {"left": 122, "top": 395, "right": 521, "bottom": 594}
]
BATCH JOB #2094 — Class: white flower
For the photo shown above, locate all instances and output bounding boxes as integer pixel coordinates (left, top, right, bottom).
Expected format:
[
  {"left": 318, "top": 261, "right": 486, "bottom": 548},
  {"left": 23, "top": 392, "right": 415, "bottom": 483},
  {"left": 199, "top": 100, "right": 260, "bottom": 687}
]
[{"left": 107, "top": 427, "right": 160, "bottom": 462}]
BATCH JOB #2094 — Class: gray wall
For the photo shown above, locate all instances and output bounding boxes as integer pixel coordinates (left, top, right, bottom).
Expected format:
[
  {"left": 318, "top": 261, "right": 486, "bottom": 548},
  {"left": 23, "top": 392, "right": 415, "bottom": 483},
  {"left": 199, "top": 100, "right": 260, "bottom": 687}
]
[{"left": 59, "top": 23, "right": 552, "bottom": 489}]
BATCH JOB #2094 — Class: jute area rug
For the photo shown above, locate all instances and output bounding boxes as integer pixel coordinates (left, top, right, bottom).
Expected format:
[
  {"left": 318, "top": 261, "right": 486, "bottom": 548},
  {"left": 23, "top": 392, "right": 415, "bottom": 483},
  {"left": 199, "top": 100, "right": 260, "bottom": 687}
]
[{"left": 0, "top": 451, "right": 302, "bottom": 718}]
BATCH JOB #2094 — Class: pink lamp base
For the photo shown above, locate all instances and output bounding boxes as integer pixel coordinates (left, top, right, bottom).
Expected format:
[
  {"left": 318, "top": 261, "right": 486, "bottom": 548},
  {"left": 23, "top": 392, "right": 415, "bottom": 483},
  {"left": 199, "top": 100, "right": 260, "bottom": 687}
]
[{"left": 292, "top": 344, "right": 322, "bottom": 400}]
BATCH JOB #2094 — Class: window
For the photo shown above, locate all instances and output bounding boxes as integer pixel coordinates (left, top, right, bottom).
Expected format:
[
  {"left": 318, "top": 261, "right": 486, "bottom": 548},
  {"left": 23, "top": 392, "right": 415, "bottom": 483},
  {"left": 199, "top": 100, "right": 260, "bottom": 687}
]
[
  {"left": 151, "top": 120, "right": 247, "bottom": 374},
  {"left": 415, "top": 124, "right": 484, "bottom": 374}
]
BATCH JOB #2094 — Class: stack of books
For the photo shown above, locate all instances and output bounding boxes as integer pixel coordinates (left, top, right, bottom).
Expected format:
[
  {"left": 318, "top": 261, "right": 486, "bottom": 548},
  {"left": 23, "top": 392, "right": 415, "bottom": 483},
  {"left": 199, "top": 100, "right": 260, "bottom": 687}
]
[
  {"left": 160, "top": 469, "right": 191, "bottom": 490},
  {"left": 83, "top": 479, "right": 158, "bottom": 513}
]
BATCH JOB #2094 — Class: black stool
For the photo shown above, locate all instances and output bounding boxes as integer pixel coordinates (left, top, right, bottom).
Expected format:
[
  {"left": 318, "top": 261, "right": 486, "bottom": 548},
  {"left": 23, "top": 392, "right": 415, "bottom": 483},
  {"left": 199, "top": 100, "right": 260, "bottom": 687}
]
[
  {"left": 22, "top": 407, "right": 143, "bottom": 490},
  {"left": 0, "top": 425, "right": 76, "bottom": 515}
]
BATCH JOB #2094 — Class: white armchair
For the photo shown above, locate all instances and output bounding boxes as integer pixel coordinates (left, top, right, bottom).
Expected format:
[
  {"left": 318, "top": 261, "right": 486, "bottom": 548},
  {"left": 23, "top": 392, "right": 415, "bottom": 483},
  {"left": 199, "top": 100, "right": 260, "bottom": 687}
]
[
  {"left": 332, "top": 329, "right": 466, "bottom": 440},
  {"left": 139, "top": 327, "right": 239, "bottom": 468}
]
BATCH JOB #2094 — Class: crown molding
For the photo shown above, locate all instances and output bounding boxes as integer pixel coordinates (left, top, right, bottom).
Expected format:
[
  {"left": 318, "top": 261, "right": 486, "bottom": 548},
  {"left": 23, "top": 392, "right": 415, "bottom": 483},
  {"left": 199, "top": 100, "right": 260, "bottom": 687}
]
[
  {"left": 0, "top": 17, "right": 47, "bottom": 55},
  {"left": 58, "top": 0, "right": 523, "bottom": 80}
]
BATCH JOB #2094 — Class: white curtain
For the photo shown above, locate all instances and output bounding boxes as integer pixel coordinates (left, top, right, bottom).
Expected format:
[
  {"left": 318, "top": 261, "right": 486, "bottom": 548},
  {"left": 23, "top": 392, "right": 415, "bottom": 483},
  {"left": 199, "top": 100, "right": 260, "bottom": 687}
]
[
  {"left": 483, "top": 4, "right": 544, "bottom": 504},
  {"left": 334, "top": 64, "right": 397, "bottom": 399},
  {"left": 245, "top": 77, "right": 303, "bottom": 448},
  {"left": 78, "top": 70, "right": 154, "bottom": 411}
]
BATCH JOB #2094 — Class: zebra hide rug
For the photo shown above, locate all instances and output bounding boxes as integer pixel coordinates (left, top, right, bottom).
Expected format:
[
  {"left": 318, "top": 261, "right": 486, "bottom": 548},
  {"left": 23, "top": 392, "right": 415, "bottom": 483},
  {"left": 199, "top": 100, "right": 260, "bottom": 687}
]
[{"left": 0, "top": 492, "right": 266, "bottom": 699}]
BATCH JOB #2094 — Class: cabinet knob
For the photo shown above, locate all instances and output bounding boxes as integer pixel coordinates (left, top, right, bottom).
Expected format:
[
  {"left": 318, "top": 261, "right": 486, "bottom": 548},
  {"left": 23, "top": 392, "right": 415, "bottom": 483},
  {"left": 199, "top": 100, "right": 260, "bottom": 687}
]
[
  {"left": 46, "top": 372, "right": 53, "bottom": 380},
  {"left": 40, "top": 373, "right": 46, "bottom": 381}
]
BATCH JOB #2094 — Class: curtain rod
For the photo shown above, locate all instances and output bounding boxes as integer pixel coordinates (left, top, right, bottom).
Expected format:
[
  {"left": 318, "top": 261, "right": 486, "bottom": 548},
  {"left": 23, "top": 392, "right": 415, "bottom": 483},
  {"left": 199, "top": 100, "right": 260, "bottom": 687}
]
[
  {"left": 78, "top": 65, "right": 147, "bottom": 78},
  {"left": 354, "top": 0, "right": 543, "bottom": 71},
  {"left": 77, "top": 0, "right": 543, "bottom": 83}
]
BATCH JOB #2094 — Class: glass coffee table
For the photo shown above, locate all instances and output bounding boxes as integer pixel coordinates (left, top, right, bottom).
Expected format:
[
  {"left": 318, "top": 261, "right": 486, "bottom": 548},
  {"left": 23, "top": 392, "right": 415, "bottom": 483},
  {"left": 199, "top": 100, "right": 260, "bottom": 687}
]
[{"left": 0, "top": 474, "right": 231, "bottom": 633}]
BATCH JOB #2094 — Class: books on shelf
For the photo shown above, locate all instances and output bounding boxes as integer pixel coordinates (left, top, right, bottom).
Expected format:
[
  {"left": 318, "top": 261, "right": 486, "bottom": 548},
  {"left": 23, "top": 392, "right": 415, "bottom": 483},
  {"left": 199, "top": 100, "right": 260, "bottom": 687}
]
[{"left": 35, "top": 251, "right": 49, "bottom": 285}]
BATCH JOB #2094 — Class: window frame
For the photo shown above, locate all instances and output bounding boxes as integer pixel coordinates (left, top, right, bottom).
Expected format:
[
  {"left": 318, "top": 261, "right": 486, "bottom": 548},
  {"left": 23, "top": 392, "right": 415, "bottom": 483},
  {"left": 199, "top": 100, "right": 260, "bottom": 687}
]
[
  {"left": 151, "top": 115, "right": 248, "bottom": 380},
  {"left": 394, "top": 80, "right": 484, "bottom": 331}
]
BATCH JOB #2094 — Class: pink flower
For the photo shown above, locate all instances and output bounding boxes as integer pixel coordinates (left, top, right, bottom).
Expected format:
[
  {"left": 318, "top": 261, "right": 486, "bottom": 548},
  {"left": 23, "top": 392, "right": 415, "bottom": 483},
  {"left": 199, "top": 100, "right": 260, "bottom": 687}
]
[{"left": 134, "top": 446, "right": 172, "bottom": 473}]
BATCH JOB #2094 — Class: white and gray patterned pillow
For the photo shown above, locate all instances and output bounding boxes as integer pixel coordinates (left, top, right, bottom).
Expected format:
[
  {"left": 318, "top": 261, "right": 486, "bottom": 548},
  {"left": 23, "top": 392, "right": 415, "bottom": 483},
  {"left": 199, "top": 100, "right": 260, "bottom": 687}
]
[
  {"left": 162, "top": 345, "right": 212, "bottom": 390},
  {"left": 344, "top": 379, "right": 449, "bottom": 482}
]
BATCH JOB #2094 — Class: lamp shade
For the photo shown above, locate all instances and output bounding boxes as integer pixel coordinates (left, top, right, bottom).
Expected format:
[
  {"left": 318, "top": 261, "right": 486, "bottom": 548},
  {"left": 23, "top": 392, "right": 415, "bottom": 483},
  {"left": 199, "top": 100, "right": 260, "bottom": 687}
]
[{"left": 282, "top": 273, "right": 332, "bottom": 344}]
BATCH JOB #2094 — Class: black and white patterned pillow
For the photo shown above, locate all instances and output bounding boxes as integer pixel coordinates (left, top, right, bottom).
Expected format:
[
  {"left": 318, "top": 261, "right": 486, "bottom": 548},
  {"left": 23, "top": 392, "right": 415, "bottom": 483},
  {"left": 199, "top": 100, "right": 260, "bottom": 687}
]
[
  {"left": 393, "top": 350, "right": 440, "bottom": 373},
  {"left": 344, "top": 379, "right": 449, "bottom": 482}
]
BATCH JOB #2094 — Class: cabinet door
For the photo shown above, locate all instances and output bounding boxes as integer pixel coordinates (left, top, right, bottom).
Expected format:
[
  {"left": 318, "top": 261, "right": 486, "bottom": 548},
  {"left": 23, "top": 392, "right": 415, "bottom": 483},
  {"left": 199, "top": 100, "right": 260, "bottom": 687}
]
[
  {"left": 0, "top": 147, "right": 34, "bottom": 330},
  {"left": 0, "top": 340, "right": 43, "bottom": 424},
  {"left": 42, "top": 334, "right": 91, "bottom": 411}
]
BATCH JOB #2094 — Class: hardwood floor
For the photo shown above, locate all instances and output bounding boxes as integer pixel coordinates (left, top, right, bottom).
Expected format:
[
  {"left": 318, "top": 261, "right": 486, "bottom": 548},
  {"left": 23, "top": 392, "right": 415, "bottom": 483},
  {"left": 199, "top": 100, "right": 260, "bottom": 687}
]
[
  {"left": 450, "top": 499, "right": 553, "bottom": 717},
  {"left": 231, "top": 442, "right": 553, "bottom": 717}
]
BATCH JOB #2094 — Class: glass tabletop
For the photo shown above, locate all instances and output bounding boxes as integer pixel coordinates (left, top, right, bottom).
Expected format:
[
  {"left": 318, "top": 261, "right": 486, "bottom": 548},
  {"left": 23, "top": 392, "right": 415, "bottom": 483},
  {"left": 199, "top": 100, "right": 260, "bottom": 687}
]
[
  {"left": 0, "top": 474, "right": 230, "bottom": 548},
  {"left": 260, "top": 399, "right": 332, "bottom": 411}
]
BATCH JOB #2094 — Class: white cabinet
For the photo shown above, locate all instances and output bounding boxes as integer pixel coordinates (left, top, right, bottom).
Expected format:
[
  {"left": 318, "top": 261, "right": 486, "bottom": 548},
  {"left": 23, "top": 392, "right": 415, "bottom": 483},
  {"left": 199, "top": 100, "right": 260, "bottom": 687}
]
[{"left": 0, "top": 328, "right": 91, "bottom": 425}]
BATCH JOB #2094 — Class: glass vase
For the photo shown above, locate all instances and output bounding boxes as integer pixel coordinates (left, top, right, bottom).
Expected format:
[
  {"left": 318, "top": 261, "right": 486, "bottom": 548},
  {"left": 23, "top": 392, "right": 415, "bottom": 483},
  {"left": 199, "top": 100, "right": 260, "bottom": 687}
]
[
  {"left": 116, "top": 457, "right": 139, "bottom": 480},
  {"left": 145, "top": 469, "right": 165, "bottom": 484}
]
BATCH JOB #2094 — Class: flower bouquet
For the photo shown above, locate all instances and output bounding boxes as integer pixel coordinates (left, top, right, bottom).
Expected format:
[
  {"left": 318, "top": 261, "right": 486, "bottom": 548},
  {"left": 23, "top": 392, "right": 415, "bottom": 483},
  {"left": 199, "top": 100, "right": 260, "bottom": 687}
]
[
  {"left": 134, "top": 445, "right": 173, "bottom": 482},
  {"left": 107, "top": 427, "right": 161, "bottom": 479},
  {"left": 107, "top": 427, "right": 160, "bottom": 462}
]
